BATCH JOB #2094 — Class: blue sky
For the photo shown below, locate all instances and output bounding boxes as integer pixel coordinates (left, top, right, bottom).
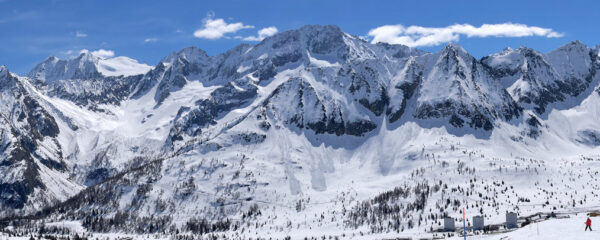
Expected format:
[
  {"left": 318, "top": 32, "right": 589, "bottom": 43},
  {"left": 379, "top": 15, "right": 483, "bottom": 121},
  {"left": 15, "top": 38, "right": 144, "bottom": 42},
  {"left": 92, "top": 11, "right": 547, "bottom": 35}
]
[{"left": 0, "top": 0, "right": 598, "bottom": 74}]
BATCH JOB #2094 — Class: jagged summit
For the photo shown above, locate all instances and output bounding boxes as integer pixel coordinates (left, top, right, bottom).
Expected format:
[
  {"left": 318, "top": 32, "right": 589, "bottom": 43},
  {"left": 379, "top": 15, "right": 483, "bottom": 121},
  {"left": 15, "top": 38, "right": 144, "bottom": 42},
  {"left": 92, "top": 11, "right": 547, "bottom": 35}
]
[
  {"left": 558, "top": 40, "right": 587, "bottom": 49},
  {"left": 161, "top": 46, "right": 209, "bottom": 64},
  {"left": 442, "top": 42, "right": 467, "bottom": 52},
  {"left": 27, "top": 52, "right": 102, "bottom": 84},
  {"left": 43, "top": 55, "right": 60, "bottom": 63},
  {"left": 0, "top": 65, "right": 12, "bottom": 80},
  {"left": 298, "top": 24, "right": 343, "bottom": 32},
  {"left": 77, "top": 50, "right": 99, "bottom": 60}
]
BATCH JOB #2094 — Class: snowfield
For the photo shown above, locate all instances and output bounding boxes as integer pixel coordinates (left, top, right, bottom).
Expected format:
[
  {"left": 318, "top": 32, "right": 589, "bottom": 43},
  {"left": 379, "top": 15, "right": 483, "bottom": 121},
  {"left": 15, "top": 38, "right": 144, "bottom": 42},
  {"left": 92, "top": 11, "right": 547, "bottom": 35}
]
[{"left": 448, "top": 214, "right": 600, "bottom": 240}]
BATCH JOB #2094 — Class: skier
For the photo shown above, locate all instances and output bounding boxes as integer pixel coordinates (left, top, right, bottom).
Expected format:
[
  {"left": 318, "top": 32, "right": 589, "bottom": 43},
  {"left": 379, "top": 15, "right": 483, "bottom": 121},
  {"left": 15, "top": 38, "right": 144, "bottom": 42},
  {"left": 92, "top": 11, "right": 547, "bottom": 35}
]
[{"left": 585, "top": 217, "right": 592, "bottom": 231}]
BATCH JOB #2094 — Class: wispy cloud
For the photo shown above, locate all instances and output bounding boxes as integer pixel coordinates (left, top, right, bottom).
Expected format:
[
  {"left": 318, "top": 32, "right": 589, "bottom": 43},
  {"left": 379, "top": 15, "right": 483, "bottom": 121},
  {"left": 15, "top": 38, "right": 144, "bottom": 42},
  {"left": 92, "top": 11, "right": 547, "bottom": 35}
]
[
  {"left": 243, "top": 26, "right": 278, "bottom": 42},
  {"left": 80, "top": 49, "right": 115, "bottom": 59},
  {"left": 193, "top": 14, "right": 254, "bottom": 40},
  {"left": 144, "top": 38, "right": 158, "bottom": 43},
  {"left": 367, "top": 23, "right": 565, "bottom": 47},
  {"left": 75, "top": 32, "right": 88, "bottom": 38}
]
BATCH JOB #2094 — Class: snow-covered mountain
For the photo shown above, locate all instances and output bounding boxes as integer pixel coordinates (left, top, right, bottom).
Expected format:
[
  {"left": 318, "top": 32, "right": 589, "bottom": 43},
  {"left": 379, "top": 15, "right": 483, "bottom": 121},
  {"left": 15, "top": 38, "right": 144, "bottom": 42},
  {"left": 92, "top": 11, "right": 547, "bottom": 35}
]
[
  {"left": 1, "top": 25, "right": 600, "bottom": 238},
  {"left": 27, "top": 52, "right": 151, "bottom": 106},
  {"left": 482, "top": 40, "right": 598, "bottom": 115}
]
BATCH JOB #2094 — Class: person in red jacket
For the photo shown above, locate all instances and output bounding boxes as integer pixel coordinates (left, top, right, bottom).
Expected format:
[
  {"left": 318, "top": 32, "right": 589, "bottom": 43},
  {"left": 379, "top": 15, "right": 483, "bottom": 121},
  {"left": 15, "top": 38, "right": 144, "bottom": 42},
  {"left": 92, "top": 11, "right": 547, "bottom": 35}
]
[{"left": 585, "top": 217, "right": 592, "bottom": 231}]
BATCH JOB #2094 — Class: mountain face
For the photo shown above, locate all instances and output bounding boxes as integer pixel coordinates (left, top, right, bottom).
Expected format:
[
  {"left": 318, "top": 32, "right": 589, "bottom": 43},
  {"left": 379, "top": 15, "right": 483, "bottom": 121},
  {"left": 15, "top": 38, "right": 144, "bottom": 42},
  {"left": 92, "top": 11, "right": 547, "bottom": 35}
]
[
  {"left": 1, "top": 25, "right": 600, "bottom": 237},
  {"left": 0, "top": 66, "right": 80, "bottom": 215},
  {"left": 408, "top": 44, "right": 522, "bottom": 131},
  {"left": 27, "top": 52, "right": 149, "bottom": 107},
  {"left": 482, "top": 41, "right": 599, "bottom": 114}
]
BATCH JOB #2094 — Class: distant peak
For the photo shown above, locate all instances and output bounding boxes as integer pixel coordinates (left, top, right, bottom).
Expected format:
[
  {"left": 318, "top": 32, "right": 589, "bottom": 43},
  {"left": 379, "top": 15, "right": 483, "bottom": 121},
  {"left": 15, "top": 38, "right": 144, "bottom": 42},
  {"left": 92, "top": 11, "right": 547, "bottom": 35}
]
[
  {"left": 299, "top": 24, "right": 343, "bottom": 33},
  {"left": 502, "top": 47, "right": 514, "bottom": 52},
  {"left": 77, "top": 51, "right": 97, "bottom": 59},
  {"left": 568, "top": 40, "right": 585, "bottom": 46},
  {"left": 162, "top": 46, "right": 209, "bottom": 64},
  {"left": 556, "top": 40, "right": 588, "bottom": 51},
  {"left": 45, "top": 56, "right": 60, "bottom": 62},
  {"left": 443, "top": 43, "right": 467, "bottom": 53},
  {"left": 439, "top": 43, "right": 471, "bottom": 60},
  {"left": 178, "top": 46, "right": 208, "bottom": 57},
  {"left": 517, "top": 46, "right": 536, "bottom": 53},
  {"left": 0, "top": 65, "right": 8, "bottom": 79}
]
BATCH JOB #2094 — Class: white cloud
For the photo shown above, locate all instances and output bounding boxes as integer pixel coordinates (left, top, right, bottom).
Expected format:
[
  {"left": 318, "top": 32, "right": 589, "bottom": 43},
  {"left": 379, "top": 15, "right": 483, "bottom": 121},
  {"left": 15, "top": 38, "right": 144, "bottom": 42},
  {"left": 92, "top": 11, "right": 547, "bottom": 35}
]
[
  {"left": 243, "top": 26, "right": 279, "bottom": 41},
  {"left": 75, "top": 32, "right": 87, "bottom": 38},
  {"left": 144, "top": 38, "right": 158, "bottom": 43},
  {"left": 80, "top": 49, "right": 115, "bottom": 59},
  {"left": 367, "top": 23, "right": 565, "bottom": 47},
  {"left": 193, "top": 15, "right": 254, "bottom": 40}
]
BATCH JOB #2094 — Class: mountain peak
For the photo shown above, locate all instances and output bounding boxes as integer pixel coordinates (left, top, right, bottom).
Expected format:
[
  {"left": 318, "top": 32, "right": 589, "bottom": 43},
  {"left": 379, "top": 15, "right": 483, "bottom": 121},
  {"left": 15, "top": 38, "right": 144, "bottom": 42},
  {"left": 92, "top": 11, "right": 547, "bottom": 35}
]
[
  {"left": 0, "top": 65, "right": 7, "bottom": 78},
  {"left": 516, "top": 46, "right": 542, "bottom": 57},
  {"left": 299, "top": 24, "right": 343, "bottom": 34},
  {"left": 299, "top": 24, "right": 347, "bottom": 43},
  {"left": 45, "top": 56, "right": 60, "bottom": 62},
  {"left": 438, "top": 43, "right": 473, "bottom": 62},
  {"left": 567, "top": 40, "right": 586, "bottom": 46},
  {"left": 27, "top": 52, "right": 101, "bottom": 83},
  {"left": 501, "top": 46, "right": 514, "bottom": 53},
  {"left": 76, "top": 51, "right": 101, "bottom": 62},
  {"left": 0, "top": 65, "right": 14, "bottom": 86},
  {"left": 442, "top": 43, "right": 467, "bottom": 53},
  {"left": 554, "top": 40, "right": 589, "bottom": 53},
  {"left": 178, "top": 46, "right": 208, "bottom": 57},
  {"left": 162, "top": 46, "right": 209, "bottom": 65}
]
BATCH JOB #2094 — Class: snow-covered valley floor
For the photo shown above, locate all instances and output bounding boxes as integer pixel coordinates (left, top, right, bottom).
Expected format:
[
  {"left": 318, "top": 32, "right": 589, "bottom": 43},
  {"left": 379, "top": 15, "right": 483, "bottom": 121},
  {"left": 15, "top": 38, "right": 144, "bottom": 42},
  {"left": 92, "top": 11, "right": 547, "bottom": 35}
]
[
  {"left": 2, "top": 214, "right": 600, "bottom": 239},
  {"left": 448, "top": 214, "right": 600, "bottom": 240}
]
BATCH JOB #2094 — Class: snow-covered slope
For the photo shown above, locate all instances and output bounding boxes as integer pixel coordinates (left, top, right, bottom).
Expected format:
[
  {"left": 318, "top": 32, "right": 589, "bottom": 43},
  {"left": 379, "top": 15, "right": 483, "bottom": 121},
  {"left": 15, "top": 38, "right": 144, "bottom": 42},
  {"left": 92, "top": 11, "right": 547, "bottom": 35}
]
[
  {"left": 0, "top": 25, "right": 599, "bottom": 238},
  {"left": 97, "top": 56, "right": 152, "bottom": 77},
  {"left": 0, "top": 66, "right": 82, "bottom": 216}
]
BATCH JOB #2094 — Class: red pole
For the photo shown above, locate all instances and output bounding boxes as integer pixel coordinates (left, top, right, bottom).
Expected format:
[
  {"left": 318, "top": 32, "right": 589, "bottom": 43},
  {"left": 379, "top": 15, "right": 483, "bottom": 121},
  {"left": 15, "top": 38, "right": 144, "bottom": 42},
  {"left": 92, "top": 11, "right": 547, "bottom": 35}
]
[{"left": 463, "top": 207, "right": 466, "bottom": 240}]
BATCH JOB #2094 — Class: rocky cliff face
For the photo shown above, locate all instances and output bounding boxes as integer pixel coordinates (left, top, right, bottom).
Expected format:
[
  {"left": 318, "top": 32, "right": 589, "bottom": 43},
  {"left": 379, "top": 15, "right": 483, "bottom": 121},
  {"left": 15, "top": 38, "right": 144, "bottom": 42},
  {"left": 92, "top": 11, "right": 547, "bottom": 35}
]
[{"left": 0, "top": 66, "right": 79, "bottom": 215}]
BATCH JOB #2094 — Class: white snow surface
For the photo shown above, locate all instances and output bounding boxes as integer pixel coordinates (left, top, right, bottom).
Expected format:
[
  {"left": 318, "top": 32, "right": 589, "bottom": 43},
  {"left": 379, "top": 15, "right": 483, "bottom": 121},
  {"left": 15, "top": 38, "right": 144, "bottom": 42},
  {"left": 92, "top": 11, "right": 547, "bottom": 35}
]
[
  {"left": 447, "top": 214, "right": 600, "bottom": 240},
  {"left": 97, "top": 56, "right": 153, "bottom": 77}
]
